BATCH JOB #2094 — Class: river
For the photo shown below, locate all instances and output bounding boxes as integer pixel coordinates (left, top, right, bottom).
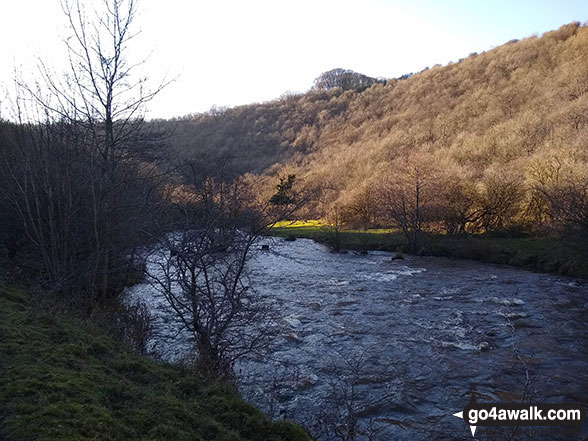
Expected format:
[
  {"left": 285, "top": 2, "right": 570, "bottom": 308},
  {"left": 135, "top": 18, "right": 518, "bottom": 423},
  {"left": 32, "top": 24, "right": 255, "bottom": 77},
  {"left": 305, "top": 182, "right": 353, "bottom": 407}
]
[{"left": 126, "top": 237, "right": 588, "bottom": 440}]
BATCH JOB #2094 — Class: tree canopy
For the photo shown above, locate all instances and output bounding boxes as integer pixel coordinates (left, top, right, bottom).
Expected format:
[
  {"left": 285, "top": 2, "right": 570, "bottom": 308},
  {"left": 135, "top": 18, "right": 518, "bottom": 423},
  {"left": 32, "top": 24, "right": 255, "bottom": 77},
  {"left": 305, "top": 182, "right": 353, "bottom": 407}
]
[{"left": 312, "top": 68, "right": 382, "bottom": 91}]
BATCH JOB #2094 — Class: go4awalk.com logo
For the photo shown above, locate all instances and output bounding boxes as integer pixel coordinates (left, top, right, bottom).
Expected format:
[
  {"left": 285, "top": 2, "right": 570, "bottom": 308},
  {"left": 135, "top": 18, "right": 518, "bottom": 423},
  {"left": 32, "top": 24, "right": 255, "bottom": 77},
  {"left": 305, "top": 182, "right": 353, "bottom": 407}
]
[{"left": 453, "top": 384, "right": 586, "bottom": 437}]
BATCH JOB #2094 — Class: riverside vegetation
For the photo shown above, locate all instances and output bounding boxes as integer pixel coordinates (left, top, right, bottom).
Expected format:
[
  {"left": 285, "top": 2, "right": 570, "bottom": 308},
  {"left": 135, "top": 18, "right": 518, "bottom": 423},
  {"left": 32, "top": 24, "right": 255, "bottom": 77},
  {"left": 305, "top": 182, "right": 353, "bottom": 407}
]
[
  {"left": 1, "top": 3, "right": 588, "bottom": 440},
  {"left": 0, "top": 0, "right": 308, "bottom": 439},
  {"left": 161, "top": 22, "right": 588, "bottom": 276},
  {"left": 0, "top": 283, "right": 309, "bottom": 441},
  {"left": 268, "top": 221, "right": 588, "bottom": 278}
]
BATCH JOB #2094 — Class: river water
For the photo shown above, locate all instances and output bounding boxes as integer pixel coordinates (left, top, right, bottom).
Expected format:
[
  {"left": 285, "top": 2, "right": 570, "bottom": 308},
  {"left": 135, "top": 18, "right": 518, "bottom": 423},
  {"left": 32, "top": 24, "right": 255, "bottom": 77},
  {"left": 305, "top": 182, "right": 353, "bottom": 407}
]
[{"left": 126, "top": 237, "right": 588, "bottom": 440}]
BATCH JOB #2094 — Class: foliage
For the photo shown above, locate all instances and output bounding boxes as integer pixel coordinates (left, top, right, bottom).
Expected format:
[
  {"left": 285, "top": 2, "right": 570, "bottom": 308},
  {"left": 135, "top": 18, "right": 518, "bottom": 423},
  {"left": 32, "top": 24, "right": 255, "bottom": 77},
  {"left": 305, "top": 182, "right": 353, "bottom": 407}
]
[
  {"left": 163, "top": 22, "right": 588, "bottom": 246},
  {"left": 270, "top": 174, "right": 297, "bottom": 205},
  {"left": 312, "top": 68, "right": 383, "bottom": 92}
]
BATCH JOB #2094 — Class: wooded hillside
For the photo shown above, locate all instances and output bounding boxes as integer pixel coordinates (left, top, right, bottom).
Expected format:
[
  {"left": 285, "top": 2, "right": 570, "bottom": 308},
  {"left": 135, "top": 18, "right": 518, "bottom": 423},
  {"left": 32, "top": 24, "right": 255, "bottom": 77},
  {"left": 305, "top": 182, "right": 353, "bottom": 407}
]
[{"left": 167, "top": 22, "right": 588, "bottom": 243}]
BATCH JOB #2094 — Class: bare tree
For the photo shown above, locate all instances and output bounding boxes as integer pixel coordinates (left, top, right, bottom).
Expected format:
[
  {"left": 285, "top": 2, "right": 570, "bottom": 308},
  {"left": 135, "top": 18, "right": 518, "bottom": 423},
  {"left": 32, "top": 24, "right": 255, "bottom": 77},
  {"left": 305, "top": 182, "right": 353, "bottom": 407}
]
[
  {"left": 436, "top": 167, "right": 485, "bottom": 235},
  {"left": 310, "top": 348, "right": 398, "bottom": 441},
  {"left": 145, "top": 164, "right": 307, "bottom": 378},
  {"left": 478, "top": 167, "right": 525, "bottom": 233},
  {"left": 0, "top": 0, "right": 167, "bottom": 306},
  {"left": 438, "top": 178, "right": 484, "bottom": 234},
  {"left": 378, "top": 154, "right": 439, "bottom": 252},
  {"left": 324, "top": 205, "right": 346, "bottom": 252},
  {"left": 55, "top": 0, "right": 166, "bottom": 301},
  {"left": 529, "top": 153, "right": 588, "bottom": 235},
  {"left": 146, "top": 224, "right": 277, "bottom": 378}
]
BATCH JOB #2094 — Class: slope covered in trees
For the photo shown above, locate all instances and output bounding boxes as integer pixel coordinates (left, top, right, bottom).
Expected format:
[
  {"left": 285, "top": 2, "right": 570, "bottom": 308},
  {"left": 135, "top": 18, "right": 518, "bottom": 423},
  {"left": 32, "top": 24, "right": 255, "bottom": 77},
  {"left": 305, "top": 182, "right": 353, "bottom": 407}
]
[{"left": 169, "top": 22, "right": 588, "bottom": 246}]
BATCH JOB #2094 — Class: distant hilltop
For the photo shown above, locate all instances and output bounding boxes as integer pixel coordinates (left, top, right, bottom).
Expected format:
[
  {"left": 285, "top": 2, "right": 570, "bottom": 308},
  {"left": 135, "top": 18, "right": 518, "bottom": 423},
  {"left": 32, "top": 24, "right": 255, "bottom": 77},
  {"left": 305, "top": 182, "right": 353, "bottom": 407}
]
[{"left": 160, "top": 22, "right": 588, "bottom": 235}]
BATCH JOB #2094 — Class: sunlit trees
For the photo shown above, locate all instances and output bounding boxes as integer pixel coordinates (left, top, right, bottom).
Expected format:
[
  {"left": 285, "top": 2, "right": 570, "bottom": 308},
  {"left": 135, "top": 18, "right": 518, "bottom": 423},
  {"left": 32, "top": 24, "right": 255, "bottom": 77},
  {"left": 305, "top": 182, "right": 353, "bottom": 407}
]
[
  {"left": 437, "top": 166, "right": 484, "bottom": 235},
  {"left": 313, "top": 68, "right": 381, "bottom": 92},
  {"left": 145, "top": 22, "right": 588, "bottom": 246},
  {"left": 378, "top": 154, "right": 440, "bottom": 251},
  {"left": 528, "top": 151, "right": 588, "bottom": 235},
  {"left": 341, "top": 185, "right": 380, "bottom": 230},
  {"left": 478, "top": 167, "right": 525, "bottom": 232}
]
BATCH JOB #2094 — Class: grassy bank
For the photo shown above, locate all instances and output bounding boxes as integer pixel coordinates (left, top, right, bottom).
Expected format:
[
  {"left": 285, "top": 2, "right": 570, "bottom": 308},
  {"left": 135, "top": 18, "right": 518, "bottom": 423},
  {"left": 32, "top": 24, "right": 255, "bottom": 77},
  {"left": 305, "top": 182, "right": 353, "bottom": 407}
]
[
  {"left": 269, "top": 221, "right": 588, "bottom": 279},
  {"left": 0, "top": 284, "right": 309, "bottom": 441}
]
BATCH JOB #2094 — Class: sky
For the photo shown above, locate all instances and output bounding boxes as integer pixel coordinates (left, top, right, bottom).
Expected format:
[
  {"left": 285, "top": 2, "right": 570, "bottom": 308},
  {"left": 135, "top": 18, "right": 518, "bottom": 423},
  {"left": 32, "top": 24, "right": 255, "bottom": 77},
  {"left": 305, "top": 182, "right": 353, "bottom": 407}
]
[{"left": 1, "top": 0, "right": 587, "bottom": 120}]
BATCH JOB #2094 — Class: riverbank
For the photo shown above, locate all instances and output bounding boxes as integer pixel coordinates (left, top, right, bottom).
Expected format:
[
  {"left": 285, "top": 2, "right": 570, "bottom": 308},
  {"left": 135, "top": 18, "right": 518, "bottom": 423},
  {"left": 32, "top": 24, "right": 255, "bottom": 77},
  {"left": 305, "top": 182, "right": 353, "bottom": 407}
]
[
  {"left": 0, "top": 283, "right": 309, "bottom": 441},
  {"left": 269, "top": 221, "right": 588, "bottom": 279}
]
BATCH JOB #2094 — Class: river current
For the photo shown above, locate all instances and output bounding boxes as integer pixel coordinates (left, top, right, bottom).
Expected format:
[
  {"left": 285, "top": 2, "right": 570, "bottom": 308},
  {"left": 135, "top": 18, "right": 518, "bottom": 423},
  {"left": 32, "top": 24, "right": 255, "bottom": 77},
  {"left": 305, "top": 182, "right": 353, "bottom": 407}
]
[{"left": 126, "top": 237, "right": 588, "bottom": 440}]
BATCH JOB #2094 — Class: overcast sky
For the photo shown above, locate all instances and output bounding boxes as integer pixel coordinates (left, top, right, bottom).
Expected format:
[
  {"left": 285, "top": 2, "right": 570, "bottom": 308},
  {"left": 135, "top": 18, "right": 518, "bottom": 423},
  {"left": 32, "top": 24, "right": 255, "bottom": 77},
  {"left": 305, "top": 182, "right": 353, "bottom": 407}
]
[{"left": 1, "top": 0, "right": 587, "bottom": 120}]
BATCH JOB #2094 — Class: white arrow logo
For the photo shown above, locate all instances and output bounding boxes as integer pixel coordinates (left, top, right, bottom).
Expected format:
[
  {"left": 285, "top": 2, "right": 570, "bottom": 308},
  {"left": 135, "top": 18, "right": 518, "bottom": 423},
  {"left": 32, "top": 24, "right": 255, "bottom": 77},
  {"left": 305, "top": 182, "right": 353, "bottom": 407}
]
[{"left": 453, "top": 411, "right": 477, "bottom": 437}]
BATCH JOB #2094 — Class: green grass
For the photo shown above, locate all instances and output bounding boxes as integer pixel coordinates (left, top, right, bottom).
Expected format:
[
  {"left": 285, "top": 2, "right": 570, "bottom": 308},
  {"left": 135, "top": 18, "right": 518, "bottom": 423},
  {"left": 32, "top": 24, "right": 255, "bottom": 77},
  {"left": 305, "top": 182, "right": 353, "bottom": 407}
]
[
  {"left": 0, "top": 284, "right": 310, "bottom": 441},
  {"left": 269, "top": 222, "right": 402, "bottom": 251},
  {"left": 431, "top": 234, "right": 588, "bottom": 277},
  {"left": 269, "top": 222, "right": 588, "bottom": 278}
]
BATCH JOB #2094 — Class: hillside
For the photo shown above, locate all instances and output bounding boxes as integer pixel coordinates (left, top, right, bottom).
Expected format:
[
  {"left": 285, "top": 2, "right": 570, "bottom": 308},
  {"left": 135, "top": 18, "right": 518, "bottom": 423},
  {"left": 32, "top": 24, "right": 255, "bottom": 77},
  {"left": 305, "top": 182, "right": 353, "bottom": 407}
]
[
  {"left": 0, "top": 284, "right": 309, "bottom": 441},
  {"left": 166, "top": 22, "right": 588, "bottom": 234}
]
